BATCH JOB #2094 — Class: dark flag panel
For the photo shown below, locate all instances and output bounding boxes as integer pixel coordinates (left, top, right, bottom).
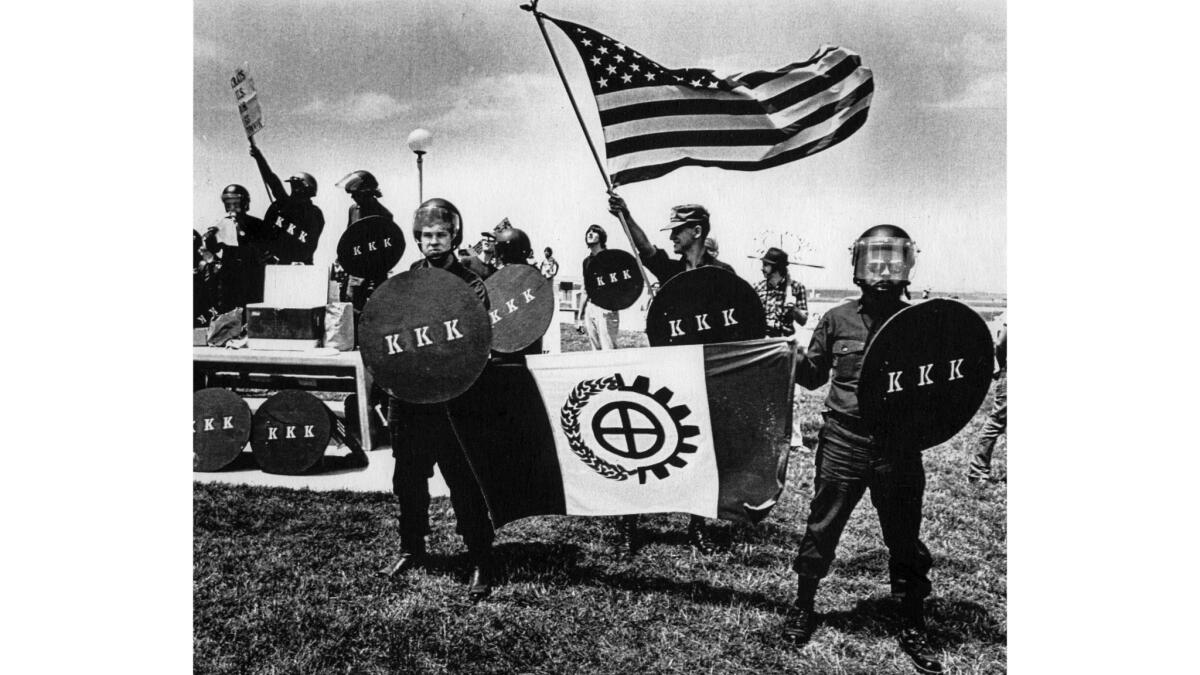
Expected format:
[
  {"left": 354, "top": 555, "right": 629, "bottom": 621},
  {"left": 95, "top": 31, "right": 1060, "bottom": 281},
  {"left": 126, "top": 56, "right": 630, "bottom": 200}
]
[{"left": 453, "top": 339, "right": 794, "bottom": 528}]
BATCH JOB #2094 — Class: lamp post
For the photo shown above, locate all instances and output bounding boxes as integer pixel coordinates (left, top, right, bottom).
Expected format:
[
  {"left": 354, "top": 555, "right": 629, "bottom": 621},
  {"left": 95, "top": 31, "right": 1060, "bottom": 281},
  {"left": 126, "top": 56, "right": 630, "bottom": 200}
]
[{"left": 406, "top": 128, "right": 433, "bottom": 204}]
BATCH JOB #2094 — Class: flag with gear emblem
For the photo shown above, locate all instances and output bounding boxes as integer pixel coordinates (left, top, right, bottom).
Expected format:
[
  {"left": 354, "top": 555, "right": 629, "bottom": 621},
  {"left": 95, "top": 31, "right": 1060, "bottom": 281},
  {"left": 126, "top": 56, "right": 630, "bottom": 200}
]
[{"left": 447, "top": 339, "right": 795, "bottom": 526}]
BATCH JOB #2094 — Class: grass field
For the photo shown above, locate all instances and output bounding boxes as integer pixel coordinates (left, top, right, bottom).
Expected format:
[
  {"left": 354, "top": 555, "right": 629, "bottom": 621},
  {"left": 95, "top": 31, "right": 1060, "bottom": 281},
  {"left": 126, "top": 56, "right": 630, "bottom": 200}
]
[{"left": 194, "top": 330, "right": 1007, "bottom": 674}]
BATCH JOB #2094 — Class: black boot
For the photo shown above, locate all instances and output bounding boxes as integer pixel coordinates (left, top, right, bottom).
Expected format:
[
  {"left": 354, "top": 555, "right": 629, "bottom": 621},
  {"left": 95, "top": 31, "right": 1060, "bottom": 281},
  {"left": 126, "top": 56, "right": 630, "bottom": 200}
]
[
  {"left": 687, "top": 516, "right": 716, "bottom": 555},
  {"left": 467, "top": 551, "right": 495, "bottom": 601},
  {"left": 897, "top": 598, "right": 943, "bottom": 674},
  {"left": 782, "top": 578, "right": 819, "bottom": 646},
  {"left": 614, "top": 515, "right": 640, "bottom": 558},
  {"left": 379, "top": 537, "right": 426, "bottom": 578}
]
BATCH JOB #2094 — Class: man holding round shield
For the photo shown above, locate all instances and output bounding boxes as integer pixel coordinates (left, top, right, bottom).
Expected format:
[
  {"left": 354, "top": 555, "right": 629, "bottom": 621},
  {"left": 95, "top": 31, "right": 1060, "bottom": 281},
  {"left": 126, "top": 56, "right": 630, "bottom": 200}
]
[
  {"left": 380, "top": 198, "right": 497, "bottom": 601},
  {"left": 249, "top": 145, "right": 324, "bottom": 264},
  {"left": 336, "top": 170, "right": 393, "bottom": 312},
  {"left": 606, "top": 194, "right": 737, "bottom": 555},
  {"left": 782, "top": 225, "right": 942, "bottom": 674},
  {"left": 575, "top": 224, "right": 621, "bottom": 350}
]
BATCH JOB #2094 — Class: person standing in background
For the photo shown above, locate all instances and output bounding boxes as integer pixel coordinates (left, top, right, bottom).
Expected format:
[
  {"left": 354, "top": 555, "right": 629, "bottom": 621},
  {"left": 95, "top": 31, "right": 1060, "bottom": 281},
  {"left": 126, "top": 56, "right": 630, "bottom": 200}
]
[{"left": 576, "top": 224, "right": 621, "bottom": 350}]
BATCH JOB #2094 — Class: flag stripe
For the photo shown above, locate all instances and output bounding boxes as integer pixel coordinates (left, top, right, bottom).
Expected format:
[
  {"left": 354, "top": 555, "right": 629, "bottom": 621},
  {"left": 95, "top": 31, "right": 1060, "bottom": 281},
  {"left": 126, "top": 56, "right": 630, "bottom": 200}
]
[
  {"left": 602, "top": 67, "right": 872, "bottom": 140},
  {"left": 606, "top": 78, "right": 873, "bottom": 157},
  {"left": 726, "top": 45, "right": 839, "bottom": 88},
  {"left": 611, "top": 106, "right": 870, "bottom": 186},
  {"left": 598, "top": 53, "right": 862, "bottom": 126}
]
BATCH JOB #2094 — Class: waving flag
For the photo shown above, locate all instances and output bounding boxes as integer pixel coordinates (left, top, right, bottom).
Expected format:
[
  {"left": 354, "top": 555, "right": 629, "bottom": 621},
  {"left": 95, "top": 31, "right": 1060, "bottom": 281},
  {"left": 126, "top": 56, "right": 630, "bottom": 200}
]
[
  {"left": 546, "top": 15, "right": 874, "bottom": 186},
  {"left": 447, "top": 339, "right": 796, "bottom": 527}
]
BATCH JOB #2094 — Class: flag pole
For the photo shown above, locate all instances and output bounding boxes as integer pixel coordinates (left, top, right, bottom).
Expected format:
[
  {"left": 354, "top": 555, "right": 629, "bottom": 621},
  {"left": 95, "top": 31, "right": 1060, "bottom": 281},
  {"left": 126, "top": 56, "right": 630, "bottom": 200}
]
[{"left": 521, "top": 1, "right": 650, "bottom": 289}]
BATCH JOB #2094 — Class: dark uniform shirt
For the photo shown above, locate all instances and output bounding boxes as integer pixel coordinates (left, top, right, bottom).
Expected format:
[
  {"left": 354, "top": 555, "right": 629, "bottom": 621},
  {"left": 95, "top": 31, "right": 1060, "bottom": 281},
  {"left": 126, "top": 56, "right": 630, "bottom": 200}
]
[
  {"left": 795, "top": 295, "right": 908, "bottom": 420},
  {"left": 640, "top": 247, "right": 736, "bottom": 283},
  {"left": 265, "top": 199, "right": 324, "bottom": 264}
]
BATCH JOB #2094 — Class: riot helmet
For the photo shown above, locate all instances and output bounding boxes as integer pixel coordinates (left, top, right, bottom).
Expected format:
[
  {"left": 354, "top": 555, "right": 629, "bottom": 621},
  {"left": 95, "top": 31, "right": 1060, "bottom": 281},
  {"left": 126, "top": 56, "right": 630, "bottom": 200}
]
[
  {"left": 286, "top": 172, "right": 318, "bottom": 198},
  {"left": 412, "top": 197, "right": 464, "bottom": 248},
  {"left": 851, "top": 224, "right": 917, "bottom": 288},
  {"left": 336, "top": 170, "right": 381, "bottom": 197},
  {"left": 495, "top": 227, "right": 533, "bottom": 265},
  {"left": 220, "top": 184, "right": 250, "bottom": 213}
]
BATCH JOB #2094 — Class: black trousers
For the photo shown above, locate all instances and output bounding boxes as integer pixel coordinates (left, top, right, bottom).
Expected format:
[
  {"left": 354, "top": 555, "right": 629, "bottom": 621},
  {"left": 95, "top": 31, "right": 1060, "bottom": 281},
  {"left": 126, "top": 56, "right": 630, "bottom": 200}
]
[
  {"left": 793, "top": 414, "right": 932, "bottom": 601},
  {"left": 389, "top": 401, "right": 494, "bottom": 557}
]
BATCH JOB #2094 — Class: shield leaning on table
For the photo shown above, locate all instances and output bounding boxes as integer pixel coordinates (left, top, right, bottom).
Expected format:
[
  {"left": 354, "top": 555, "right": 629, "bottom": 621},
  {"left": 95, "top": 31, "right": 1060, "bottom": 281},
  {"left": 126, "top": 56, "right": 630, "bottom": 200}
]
[
  {"left": 193, "top": 388, "right": 252, "bottom": 471},
  {"left": 858, "top": 299, "right": 995, "bottom": 452},
  {"left": 645, "top": 267, "right": 767, "bottom": 347},
  {"left": 483, "top": 265, "right": 555, "bottom": 353},
  {"left": 250, "top": 390, "right": 333, "bottom": 475},
  {"left": 358, "top": 267, "right": 492, "bottom": 404},
  {"left": 336, "top": 215, "right": 405, "bottom": 279},
  {"left": 584, "top": 249, "right": 644, "bottom": 311}
]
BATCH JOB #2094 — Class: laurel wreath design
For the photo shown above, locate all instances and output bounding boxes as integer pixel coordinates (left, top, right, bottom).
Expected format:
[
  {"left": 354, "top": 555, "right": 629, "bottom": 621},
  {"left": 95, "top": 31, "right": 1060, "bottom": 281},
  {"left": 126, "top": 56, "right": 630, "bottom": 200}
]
[{"left": 561, "top": 375, "right": 630, "bottom": 481}]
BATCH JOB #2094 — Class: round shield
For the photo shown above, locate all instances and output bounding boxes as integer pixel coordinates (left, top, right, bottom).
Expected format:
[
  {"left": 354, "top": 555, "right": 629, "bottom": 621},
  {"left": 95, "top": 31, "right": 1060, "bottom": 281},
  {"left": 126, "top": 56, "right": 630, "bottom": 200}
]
[
  {"left": 483, "top": 265, "right": 555, "bottom": 353},
  {"left": 858, "top": 299, "right": 995, "bottom": 452},
  {"left": 336, "top": 215, "right": 405, "bottom": 279},
  {"left": 645, "top": 267, "right": 767, "bottom": 347},
  {"left": 261, "top": 201, "right": 320, "bottom": 264},
  {"left": 250, "top": 390, "right": 333, "bottom": 475},
  {"left": 193, "top": 388, "right": 251, "bottom": 472},
  {"left": 359, "top": 267, "right": 493, "bottom": 403},
  {"left": 584, "top": 249, "right": 644, "bottom": 311}
]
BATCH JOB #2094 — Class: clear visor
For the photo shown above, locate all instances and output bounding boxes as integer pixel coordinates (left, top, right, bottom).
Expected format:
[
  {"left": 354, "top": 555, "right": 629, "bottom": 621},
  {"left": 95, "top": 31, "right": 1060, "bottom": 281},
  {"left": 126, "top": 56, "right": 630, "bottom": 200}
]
[
  {"left": 853, "top": 237, "right": 916, "bottom": 283},
  {"left": 413, "top": 206, "right": 462, "bottom": 234}
]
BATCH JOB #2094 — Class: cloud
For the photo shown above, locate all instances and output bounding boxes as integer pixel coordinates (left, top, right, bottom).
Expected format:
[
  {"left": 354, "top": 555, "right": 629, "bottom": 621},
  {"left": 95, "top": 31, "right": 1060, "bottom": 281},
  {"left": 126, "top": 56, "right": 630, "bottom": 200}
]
[
  {"left": 426, "top": 73, "right": 564, "bottom": 131},
  {"left": 297, "top": 92, "right": 412, "bottom": 123},
  {"left": 930, "top": 71, "right": 1005, "bottom": 110},
  {"left": 194, "top": 36, "right": 225, "bottom": 64}
]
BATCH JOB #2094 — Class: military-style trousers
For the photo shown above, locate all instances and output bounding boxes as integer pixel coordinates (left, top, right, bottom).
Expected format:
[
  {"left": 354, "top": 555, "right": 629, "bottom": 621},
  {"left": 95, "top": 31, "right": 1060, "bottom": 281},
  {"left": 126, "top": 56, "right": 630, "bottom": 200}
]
[
  {"left": 388, "top": 400, "right": 494, "bottom": 558},
  {"left": 969, "top": 373, "right": 1007, "bottom": 477},
  {"left": 793, "top": 414, "right": 932, "bottom": 601}
]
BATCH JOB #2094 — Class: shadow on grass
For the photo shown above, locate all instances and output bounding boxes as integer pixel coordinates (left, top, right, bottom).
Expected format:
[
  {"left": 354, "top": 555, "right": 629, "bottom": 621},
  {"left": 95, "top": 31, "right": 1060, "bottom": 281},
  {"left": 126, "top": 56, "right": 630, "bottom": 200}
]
[{"left": 820, "top": 595, "right": 1006, "bottom": 648}]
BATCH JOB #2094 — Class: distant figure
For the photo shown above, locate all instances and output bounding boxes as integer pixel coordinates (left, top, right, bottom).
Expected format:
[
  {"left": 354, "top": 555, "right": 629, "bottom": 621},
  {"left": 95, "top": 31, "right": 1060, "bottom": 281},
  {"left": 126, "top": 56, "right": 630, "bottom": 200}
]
[
  {"left": 921, "top": 288, "right": 931, "bottom": 300},
  {"left": 539, "top": 247, "right": 559, "bottom": 281},
  {"left": 576, "top": 224, "right": 620, "bottom": 350},
  {"left": 967, "top": 314, "right": 1007, "bottom": 484},
  {"left": 460, "top": 232, "right": 499, "bottom": 280},
  {"left": 752, "top": 247, "right": 809, "bottom": 451}
]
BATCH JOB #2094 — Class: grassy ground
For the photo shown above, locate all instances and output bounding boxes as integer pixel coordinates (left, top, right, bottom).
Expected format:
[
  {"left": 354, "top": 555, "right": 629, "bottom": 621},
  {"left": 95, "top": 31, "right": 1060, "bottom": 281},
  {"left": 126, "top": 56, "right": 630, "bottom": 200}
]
[{"left": 195, "top": 330, "right": 1007, "bottom": 674}]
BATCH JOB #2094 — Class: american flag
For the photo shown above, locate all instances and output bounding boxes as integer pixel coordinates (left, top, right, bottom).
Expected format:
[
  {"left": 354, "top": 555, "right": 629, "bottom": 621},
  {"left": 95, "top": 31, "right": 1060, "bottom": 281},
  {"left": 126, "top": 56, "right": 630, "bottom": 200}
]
[{"left": 546, "top": 15, "right": 874, "bottom": 186}]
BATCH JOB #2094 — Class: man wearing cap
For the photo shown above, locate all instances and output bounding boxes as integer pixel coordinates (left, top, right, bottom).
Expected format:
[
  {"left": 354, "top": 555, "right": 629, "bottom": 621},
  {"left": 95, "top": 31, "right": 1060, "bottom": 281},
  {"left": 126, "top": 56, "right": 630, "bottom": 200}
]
[
  {"left": 575, "top": 224, "right": 621, "bottom": 350},
  {"left": 754, "top": 247, "right": 811, "bottom": 452},
  {"left": 249, "top": 145, "right": 324, "bottom": 264},
  {"left": 607, "top": 195, "right": 735, "bottom": 280},
  {"left": 459, "top": 232, "right": 499, "bottom": 280},
  {"left": 606, "top": 194, "right": 736, "bottom": 555}
]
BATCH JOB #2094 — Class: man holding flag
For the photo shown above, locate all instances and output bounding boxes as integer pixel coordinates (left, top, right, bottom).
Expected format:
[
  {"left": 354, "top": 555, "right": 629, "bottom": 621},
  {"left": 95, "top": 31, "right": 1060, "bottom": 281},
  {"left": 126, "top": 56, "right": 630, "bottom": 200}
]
[{"left": 606, "top": 194, "right": 735, "bottom": 554}]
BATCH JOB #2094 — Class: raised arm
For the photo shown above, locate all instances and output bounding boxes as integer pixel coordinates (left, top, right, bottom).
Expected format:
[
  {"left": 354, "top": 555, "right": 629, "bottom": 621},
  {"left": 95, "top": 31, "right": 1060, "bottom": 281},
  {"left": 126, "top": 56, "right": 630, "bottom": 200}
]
[
  {"left": 607, "top": 192, "right": 655, "bottom": 258},
  {"left": 249, "top": 145, "right": 286, "bottom": 202}
]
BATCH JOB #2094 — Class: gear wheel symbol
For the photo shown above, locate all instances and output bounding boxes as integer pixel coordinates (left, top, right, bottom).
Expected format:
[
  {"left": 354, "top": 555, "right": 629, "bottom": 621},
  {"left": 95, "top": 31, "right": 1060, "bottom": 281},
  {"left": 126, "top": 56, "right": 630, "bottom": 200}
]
[{"left": 561, "top": 374, "right": 701, "bottom": 483}]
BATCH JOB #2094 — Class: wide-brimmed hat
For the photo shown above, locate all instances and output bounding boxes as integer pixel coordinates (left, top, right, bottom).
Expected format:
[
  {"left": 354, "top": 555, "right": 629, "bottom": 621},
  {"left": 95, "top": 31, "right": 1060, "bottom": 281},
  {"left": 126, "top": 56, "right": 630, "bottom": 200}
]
[{"left": 756, "top": 247, "right": 789, "bottom": 267}]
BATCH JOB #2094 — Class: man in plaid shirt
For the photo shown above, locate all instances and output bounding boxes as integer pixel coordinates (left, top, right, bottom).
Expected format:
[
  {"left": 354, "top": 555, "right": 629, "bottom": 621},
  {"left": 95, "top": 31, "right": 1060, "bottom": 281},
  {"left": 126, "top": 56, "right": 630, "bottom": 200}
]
[
  {"left": 753, "top": 247, "right": 809, "bottom": 337},
  {"left": 753, "top": 247, "right": 810, "bottom": 453}
]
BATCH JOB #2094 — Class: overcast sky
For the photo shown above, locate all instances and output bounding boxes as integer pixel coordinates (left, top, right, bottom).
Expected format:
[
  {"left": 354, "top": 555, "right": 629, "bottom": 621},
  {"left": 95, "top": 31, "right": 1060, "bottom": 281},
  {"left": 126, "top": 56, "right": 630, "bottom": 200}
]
[{"left": 194, "top": 0, "right": 1005, "bottom": 292}]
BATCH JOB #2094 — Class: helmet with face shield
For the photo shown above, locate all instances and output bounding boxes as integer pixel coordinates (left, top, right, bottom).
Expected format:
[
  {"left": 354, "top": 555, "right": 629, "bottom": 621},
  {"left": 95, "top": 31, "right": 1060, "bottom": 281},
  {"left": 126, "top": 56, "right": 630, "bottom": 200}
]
[
  {"left": 851, "top": 224, "right": 917, "bottom": 288},
  {"left": 412, "top": 198, "right": 463, "bottom": 248}
]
